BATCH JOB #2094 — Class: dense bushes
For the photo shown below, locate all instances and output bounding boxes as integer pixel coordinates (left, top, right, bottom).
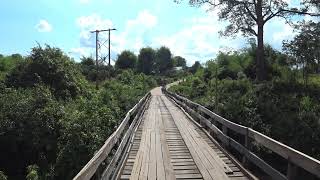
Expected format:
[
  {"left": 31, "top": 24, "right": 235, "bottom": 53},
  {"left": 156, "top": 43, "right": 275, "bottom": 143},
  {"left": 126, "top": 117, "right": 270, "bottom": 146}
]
[
  {"left": 0, "top": 46, "right": 157, "bottom": 179},
  {"left": 0, "top": 87, "right": 62, "bottom": 180},
  {"left": 6, "top": 46, "right": 87, "bottom": 100},
  {"left": 170, "top": 49, "right": 320, "bottom": 160}
]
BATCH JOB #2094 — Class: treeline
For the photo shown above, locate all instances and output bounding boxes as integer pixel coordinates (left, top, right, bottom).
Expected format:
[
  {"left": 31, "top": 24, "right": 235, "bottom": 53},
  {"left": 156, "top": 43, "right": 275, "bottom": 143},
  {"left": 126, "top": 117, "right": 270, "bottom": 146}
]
[
  {"left": 78, "top": 46, "right": 190, "bottom": 88},
  {"left": 115, "top": 46, "right": 187, "bottom": 75},
  {"left": 170, "top": 21, "right": 320, "bottom": 163},
  {"left": 0, "top": 45, "right": 158, "bottom": 179}
]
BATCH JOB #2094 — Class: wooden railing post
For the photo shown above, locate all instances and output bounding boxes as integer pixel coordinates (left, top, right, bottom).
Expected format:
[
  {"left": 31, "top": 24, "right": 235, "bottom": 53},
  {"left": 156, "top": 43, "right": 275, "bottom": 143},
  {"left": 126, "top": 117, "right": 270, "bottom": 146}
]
[
  {"left": 208, "top": 118, "right": 215, "bottom": 137},
  {"left": 222, "top": 125, "right": 228, "bottom": 136},
  {"left": 197, "top": 106, "right": 204, "bottom": 126},
  {"left": 242, "top": 128, "right": 250, "bottom": 167},
  {"left": 222, "top": 125, "right": 228, "bottom": 148},
  {"left": 287, "top": 158, "right": 298, "bottom": 180}
]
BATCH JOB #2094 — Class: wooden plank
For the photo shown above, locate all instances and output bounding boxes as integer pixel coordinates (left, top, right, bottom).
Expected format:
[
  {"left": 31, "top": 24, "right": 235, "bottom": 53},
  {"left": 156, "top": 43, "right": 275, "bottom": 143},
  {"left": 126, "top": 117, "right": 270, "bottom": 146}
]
[
  {"left": 155, "top": 109, "right": 166, "bottom": 180},
  {"left": 161, "top": 96, "right": 230, "bottom": 180},
  {"left": 159, "top": 99, "right": 176, "bottom": 180},
  {"left": 131, "top": 103, "right": 154, "bottom": 179},
  {"left": 175, "top": 174, "right": 203, "bottom": 179},
  {"left": 139, "top": 111, "right": 152, "bottom": 180},
  {"left": 147, "top": 130, "right": 156, "bottom": 180}
]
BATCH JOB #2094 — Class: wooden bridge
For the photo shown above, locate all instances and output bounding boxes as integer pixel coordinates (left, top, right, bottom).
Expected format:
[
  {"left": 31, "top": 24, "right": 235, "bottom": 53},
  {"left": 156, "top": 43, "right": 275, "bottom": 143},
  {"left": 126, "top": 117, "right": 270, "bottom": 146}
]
[{"left": 73, "top": 86, "right": 320, "bottom": 180}]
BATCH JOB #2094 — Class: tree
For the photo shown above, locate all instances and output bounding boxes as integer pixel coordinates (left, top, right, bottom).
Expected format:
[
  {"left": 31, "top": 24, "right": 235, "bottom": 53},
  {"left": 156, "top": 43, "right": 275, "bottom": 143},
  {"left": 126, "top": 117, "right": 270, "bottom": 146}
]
[
  {"left": 115, "top": 50, "right": 137, "bottom": 70},
  {"left": 6, "top": 45, "right": 86, "bottom": 99},
  {"left": 155, "top": 46, "right": 173, "bottom": 74},
  {"left": 173, "top": 56, "right": 187, "bottom": 68},
  {"left": 137, "top": 47, "right": 156, "bottom": 75},
  {"left": 0, "top": 87, "right": 62, "bottom": 179},
  {"left": 80, "top": 57, "right": 96, "bottom": 81},
  {"left": 175, "top": 0, "right": 320, "bottom": 81},
  {"left": 0, "top": 54, "right": 24, "bottom": 80},
  {"left": 283, "top": 21, "right": 320, "bottom": 86},
  {"left": 0, "top": 171, "right": 7, "bottom": 180},
  {"left": 190, "top": 61, "right": 202, "bottom": 74}
]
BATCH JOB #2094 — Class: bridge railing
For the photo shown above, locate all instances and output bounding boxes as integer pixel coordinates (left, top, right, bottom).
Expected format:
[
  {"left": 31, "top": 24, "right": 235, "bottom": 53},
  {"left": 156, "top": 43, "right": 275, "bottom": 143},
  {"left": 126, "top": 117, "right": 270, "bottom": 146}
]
[
  {"left": 163, "top": 87, "right": 320, "bottom": 180},
  {"left": 73, "top": 92, "right": 151, "bottom": 180}
]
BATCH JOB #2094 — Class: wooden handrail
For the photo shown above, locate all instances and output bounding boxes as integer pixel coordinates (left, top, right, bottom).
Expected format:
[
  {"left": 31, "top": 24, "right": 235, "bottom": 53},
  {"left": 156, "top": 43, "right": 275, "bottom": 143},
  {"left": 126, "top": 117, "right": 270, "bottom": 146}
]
[
  {"left": 73, "top": 92, "right": 151, "bottom": 180},
  {"left": 162, "top": 87, "right": 320, "bottom": 179},
  {"left": 248, "top": 129, "right": 320, "bottom": 177}
]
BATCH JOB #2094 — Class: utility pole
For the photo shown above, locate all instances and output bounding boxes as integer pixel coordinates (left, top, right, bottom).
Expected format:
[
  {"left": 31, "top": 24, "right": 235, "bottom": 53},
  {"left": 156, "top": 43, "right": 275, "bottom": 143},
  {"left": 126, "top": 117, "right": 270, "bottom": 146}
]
[{"left": 90, "top": 28, "right": 116, "bottom": 89}]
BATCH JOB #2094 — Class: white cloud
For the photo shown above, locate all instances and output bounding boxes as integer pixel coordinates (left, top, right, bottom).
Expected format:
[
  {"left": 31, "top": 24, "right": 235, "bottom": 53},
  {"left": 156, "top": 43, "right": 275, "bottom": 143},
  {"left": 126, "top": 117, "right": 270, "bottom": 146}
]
[
  {"left": 127, "top": 10, "right": 157, "bottom": 29},
  {"left": 72, "top": 10, "right": 157, "bottom": 61},
  {"left": 272, "top": 23, "right": 296, "bottom": 44},
  {"left": 152, "top": 13, "right": 246, "bottom": 65},
  {"left": 77, "top": 13, "right": 113, "bottom": 30},
  {"left": 79, "top": 0, "right": 90, "bottom": 4},
  {"left": 76, "top": 14, "right": 114, "bottom": 48},
  {"left": 73, "top": 8, "right": 305, "bottom": 65},
  {"left": 69, "top": 47, "right": 91, "bottom": 57},
  {"left": 35, "top": 20, "right": 52, "bottom": 32}
]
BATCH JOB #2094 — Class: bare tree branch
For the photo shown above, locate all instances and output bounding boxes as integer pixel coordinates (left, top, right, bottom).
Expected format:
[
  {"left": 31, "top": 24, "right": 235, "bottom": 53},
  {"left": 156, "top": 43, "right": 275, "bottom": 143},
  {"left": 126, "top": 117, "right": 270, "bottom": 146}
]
[{"left": 280, "top": 9, "right": 320, "bottom": 16}]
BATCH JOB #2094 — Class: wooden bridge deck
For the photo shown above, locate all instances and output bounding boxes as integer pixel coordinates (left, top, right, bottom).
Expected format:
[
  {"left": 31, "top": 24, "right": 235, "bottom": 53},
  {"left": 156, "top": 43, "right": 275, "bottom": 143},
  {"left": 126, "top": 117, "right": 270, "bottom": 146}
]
[{"left": 119, "top": 87, "right": 250, "bottom": 180}]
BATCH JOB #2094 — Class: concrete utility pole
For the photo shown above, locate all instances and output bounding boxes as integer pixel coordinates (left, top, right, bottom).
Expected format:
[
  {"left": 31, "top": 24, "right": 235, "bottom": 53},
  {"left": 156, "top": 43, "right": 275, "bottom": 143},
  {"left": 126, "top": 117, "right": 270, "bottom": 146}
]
[{"left": 90, "top": 28, "right": 116, "bottom": 89}]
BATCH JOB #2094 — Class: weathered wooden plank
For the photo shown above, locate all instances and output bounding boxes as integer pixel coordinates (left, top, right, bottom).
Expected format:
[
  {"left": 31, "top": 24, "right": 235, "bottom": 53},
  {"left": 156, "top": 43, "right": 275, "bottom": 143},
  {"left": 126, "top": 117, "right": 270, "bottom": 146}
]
[
  {"left": 148, "top": 131, "right": 157, "bottom": 180},
  {"left": 175, "top": 174, "right": 203, "bottom": 179},
  {"left": 159, "top": 98, "right": 176, "bottom": 180},
  {"left": 155, "top": 109, "right": 166, "bottom": 180},
  {"left": 198, "top": 106, "right": 247, "bottom": 135},
  {"left": 162, "top": 96, "right": 231, "bottom": 180}
]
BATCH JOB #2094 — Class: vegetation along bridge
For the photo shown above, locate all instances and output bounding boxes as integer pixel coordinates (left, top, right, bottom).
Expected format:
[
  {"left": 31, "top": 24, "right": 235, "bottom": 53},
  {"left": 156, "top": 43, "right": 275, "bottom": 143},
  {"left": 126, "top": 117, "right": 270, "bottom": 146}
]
[{"left": 73, "top": 85, "right": 320, "bottom": 180}]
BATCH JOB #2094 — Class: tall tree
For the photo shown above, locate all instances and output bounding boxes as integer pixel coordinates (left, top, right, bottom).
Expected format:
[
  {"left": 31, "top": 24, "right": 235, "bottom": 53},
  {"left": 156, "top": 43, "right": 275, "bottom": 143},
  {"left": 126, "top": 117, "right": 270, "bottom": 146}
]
[
  {"left": 283, "top": 21, "right": 320, "bottom": 86},
  {"left": 190, "top": 61, "right": 202, "bottom": 74},
  {"left": 175, "top": 0, "right": 320, "bottom": 81},
  {"left": 5, "top": 45, "right": 86, "bottom": 99},
  {"left": 80, "top": 57, "right": 96, "bottom": 81},
  {"left": 155, "top": 46, "right": 173, "bottom": 74},
  {"left": 173, "top": 56, "right": 187, "bottom": 68},
  {"left": 137, "top": 47, "right": 156, "bottom": 75},
  {"left": 115, "top": 50, "right": 137, "bottom": 70}
]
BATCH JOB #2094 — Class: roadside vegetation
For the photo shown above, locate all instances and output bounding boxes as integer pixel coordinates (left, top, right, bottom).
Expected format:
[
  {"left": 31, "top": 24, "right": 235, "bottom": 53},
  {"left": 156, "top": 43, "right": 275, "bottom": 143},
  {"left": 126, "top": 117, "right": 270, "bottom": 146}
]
[
  {"left": 0, "top": 45, "right": 186, "bottom": 179},
  {"left": 170, "top": 21, "right": 320, "bottom": 161}
]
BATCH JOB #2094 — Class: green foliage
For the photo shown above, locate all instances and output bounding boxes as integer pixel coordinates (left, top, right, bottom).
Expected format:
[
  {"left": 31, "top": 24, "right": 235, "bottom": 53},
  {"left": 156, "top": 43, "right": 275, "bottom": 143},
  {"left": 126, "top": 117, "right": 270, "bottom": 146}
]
[
  {"left": 53, "top": 95, "right": 117, "bottom": 179},
  {"left": 137, "top": 47, "right": 156, "bottom": 75},
  {"left": 170, "top": 48, "right": 320, "bottom": 160},
  {"left": 0, "top": 171, "right": 7, "bottom": 180},
  {"left": 6, "top": 45, "right": 88, "bottom": 100},
  {"left": 0, "top": 45, "right": 157, "bottom": 180},
  {"left": 155, "top": 46, "right": 173, "bottom": 74},
  {"left": 0, "top": 86, "right": 62, "bottom": 179},
  {"left": 189, "top": 61, "right": 202, "bottom": 74},
  {"left": 173, "top": 56, "right": 187, "bottom": 68},
  {"left": 0, "top": 54, "right": 24, "bottom": 80},
  {"left": 26, "top": 165, "right": 40, "bottom": 180},
  {"left": 80, "top": 56, "right": 96, "bottom": 81},
  {"left": 283, "top": 21, "right": 320, "bottom": 86},
  {"left": 115, "top": 50, "right": 137, "bottom": 70}
]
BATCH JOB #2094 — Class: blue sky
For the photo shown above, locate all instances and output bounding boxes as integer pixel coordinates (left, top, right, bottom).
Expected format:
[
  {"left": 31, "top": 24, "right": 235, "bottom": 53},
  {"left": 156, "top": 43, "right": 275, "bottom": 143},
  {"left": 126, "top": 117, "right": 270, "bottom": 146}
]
[{"left": 0, "top": 0, "right": 315, "bottom": 65}]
